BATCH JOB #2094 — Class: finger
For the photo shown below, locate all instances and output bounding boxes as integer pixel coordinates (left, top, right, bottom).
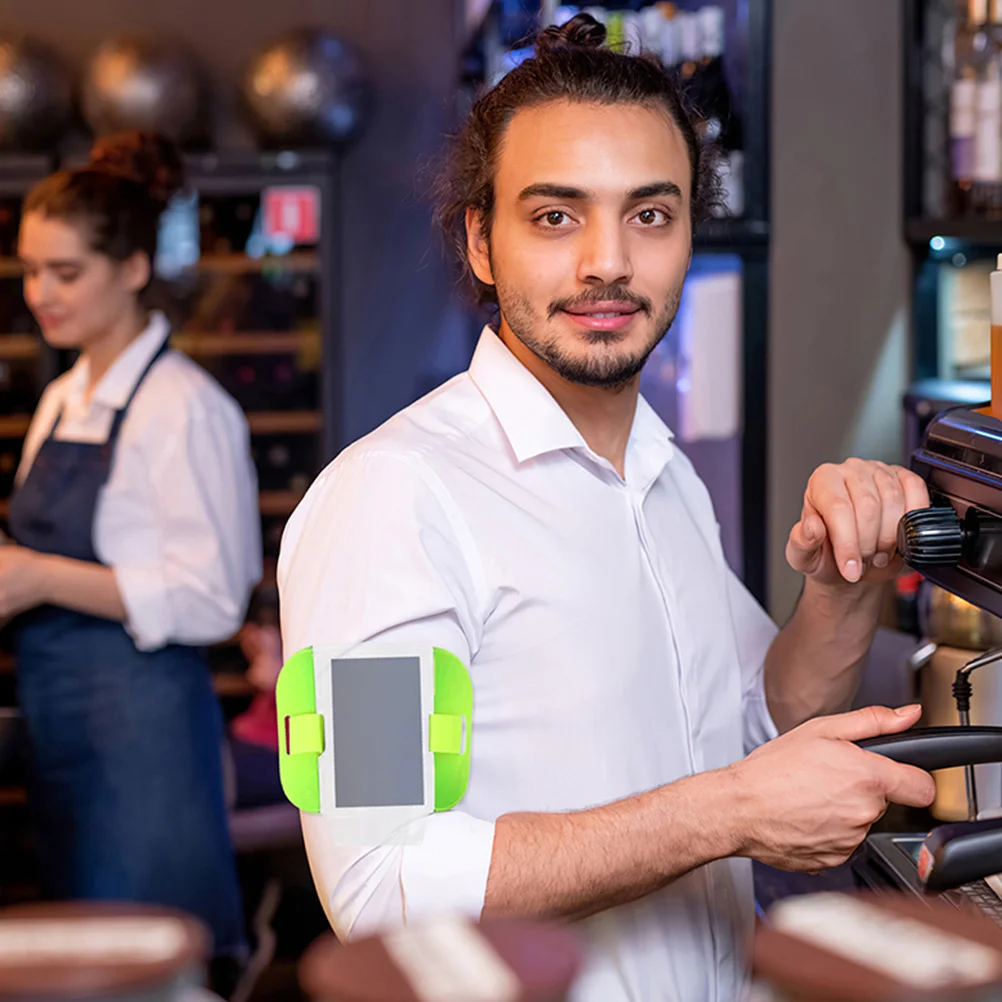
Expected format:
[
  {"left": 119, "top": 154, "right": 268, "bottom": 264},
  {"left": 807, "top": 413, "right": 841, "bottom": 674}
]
[
  {"left": 872, "top": 465, "right": 906, "bottom": 567},
  {"left": 806, "top": 465, "right": 862, "bottom": 582},
  {"left": 810, "top": 703, "right": 922, "bottom": 742},
  {"left": 785, "top": 514, "right": 827, "bottom": 574},
  {"left": 895, "top": 466, "right": 931, "bottom": 515},
  {"left": 871, "top": 757, "right": 937, "bottom": 809},
  {"left": 843, "top": 460, "right": 883, "bottom": 563}
]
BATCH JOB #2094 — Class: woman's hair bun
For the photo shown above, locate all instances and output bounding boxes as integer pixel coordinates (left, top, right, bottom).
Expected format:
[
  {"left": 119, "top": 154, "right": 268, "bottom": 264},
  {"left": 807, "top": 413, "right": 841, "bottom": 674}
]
[
  {"left": 88, "top": 131, "right": 185, "bottom": 206},
  {"left": 536, "top": 12, "right": 607, "bottom": 57}
]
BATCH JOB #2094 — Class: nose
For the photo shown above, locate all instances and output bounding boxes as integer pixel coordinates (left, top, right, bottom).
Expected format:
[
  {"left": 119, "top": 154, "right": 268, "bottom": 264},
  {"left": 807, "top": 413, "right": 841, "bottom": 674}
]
[
  {"left": 576, "top": 212, "right": 633, "bottom": 288},
  {"left": 23, "top": 270, "right": 52, "bottom": 313}
]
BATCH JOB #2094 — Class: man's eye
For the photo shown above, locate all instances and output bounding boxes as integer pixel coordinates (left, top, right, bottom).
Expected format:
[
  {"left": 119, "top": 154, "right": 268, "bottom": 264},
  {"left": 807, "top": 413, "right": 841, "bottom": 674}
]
[
  {"left": 634, "top": 208, "right": 670, "bottom": 226},
  {"left": 544, "top": 211, "right": 567, "bottom": 226}
]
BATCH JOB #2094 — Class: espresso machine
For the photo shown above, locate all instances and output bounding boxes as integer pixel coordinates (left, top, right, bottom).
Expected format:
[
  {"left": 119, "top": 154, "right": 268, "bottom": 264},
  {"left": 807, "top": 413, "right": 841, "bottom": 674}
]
[{"left": 848, "top": 378, "right": 1002, "bottom": 922}]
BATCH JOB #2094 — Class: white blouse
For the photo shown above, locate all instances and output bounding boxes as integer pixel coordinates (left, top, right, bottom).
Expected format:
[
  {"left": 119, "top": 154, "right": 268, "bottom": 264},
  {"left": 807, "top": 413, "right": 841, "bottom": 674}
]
[{"left": 17, "top": 312, "right": 262, "bottom": 652}]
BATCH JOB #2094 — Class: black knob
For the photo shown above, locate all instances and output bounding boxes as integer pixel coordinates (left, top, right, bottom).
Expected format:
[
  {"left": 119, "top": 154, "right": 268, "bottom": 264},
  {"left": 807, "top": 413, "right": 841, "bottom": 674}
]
[{"left": 898, "top": 508, "right": 965, "bottom": 569}]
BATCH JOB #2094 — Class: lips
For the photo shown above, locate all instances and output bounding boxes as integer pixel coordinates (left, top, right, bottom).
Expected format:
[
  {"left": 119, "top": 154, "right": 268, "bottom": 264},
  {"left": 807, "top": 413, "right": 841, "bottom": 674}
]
[{"left": 561, "top": 301, "right": 641, "bottom": 332}]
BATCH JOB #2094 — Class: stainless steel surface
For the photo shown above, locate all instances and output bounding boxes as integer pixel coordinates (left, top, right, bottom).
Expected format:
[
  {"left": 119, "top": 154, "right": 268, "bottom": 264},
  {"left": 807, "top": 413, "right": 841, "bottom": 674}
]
[{"left": 920, "top": 582, "right": 1002, "bottom": 649}]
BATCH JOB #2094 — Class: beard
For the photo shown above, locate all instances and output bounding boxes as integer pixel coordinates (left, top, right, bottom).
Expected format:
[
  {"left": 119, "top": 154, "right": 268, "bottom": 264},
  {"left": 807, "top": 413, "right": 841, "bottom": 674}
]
[{"left": 494, "top": 276, "right": 683, "bottom": 390}]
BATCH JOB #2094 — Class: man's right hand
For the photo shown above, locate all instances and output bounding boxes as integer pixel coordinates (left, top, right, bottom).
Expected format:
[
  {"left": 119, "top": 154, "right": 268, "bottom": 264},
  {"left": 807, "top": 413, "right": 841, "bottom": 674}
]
[{"left": 727, "top": 704, "right": 936, "bottom": 871}]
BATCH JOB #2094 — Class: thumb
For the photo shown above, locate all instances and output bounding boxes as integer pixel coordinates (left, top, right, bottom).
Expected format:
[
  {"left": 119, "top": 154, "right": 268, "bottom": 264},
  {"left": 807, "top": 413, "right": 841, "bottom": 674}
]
[
  {"left": 811, "top": 704, "right": 922, "bottom": 743},
  {"left": 785, "top": 514, "right": 826, "bottom": 574}
]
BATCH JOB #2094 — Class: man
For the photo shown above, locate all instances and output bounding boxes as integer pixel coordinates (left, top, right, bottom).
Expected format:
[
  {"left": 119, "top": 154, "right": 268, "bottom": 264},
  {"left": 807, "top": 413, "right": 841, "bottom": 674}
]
[{"left": 278, "top": 14, "right": 935, "bottom": 1001}]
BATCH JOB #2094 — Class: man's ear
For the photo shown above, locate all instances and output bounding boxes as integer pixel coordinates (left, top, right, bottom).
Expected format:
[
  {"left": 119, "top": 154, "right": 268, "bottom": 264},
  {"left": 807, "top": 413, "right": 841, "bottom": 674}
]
[{"left": 465, "top": 207, "right": 495, "bottom": 287}]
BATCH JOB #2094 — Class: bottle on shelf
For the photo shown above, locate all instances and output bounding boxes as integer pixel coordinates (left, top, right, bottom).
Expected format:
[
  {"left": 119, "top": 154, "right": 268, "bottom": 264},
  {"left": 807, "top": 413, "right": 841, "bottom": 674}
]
[
  {"left": 975, "top": 0, "right": 1002, "bottom": 216},
  {"left": 950, "top": 0, "right": 1002, "bottom": 216}
]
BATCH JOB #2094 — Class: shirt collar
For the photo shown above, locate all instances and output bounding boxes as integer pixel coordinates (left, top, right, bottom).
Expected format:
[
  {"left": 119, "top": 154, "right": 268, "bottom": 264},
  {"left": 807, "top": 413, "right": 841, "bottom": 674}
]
[
  {"left": 468, "top": 326, "right": 675, "bottom": 475},
  {"left": 66, "top": 311, "right": 170, "bottom": 411}
]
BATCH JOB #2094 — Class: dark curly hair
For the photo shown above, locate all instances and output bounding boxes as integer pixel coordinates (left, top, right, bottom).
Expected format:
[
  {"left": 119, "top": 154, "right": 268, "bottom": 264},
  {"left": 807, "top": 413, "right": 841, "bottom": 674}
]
[
  {"left": 23, "top": 131, "right": 184, "bottom": 269},
  {"left": 434, "top": 12, "right": 723, "bottom": 305}
]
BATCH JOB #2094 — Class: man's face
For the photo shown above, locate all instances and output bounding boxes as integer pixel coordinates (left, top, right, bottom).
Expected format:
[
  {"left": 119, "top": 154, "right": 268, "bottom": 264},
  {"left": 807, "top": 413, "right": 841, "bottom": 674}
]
[{"left": 467, "top": 99, "right": 693, "bottom": 389}]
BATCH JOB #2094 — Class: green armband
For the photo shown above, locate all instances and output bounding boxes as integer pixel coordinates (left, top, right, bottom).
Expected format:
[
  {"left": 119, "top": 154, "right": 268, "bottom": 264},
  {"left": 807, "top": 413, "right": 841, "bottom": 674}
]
[{"left": 275, "top": 645, "right": 473, "bottom": 815}]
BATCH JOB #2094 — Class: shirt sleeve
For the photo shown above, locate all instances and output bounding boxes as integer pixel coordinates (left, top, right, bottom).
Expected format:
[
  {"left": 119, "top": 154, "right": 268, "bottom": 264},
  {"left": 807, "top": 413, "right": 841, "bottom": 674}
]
[
  {"left": 110, "top": 391, "right": 262, "bottom": 651},
  {"left": 726, "top": 567, "right": 780, "bottom": 752},
  {"left": 278, "top": 450, "right": 496, "bottom": 941}
]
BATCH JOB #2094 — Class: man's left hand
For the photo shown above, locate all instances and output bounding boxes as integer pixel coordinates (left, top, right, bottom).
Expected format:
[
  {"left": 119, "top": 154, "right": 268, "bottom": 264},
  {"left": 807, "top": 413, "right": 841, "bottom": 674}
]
[{"left": 786, "top": 460, "right": 930, "bottom": 588}]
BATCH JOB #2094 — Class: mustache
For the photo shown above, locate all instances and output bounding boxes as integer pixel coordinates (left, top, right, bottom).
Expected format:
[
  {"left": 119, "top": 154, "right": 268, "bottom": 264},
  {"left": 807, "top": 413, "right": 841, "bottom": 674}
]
[{"left": 548, "top": 286, "right": 653, "bottom": 320}]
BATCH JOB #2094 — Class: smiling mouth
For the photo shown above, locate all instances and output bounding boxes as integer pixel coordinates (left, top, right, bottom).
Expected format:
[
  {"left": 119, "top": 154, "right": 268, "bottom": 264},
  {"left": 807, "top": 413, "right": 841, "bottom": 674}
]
[{"left": 560, "top": 302, "right": 643, "bottom": 332}]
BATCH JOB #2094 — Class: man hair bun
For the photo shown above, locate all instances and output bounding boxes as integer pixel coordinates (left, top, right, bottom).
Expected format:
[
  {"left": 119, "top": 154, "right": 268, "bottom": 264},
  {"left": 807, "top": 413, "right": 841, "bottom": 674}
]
[
  {"left": 88, "top": 131, "right": 185, "bottom": 206},
  {"left": 536, "top": 12, "right": 607, "bottom": 57}
]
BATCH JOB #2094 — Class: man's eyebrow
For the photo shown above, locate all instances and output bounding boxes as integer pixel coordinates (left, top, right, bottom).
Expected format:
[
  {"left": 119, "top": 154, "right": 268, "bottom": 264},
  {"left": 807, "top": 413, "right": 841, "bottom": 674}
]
[
  {"left": 516, "top": 181, "right": 684, "bottom": 202},
  {"left": 517, "top": 183, "right": 591, "bottom": 202},
  {"left": 627, "top": 182, "right": 683, "bottom": 200}
]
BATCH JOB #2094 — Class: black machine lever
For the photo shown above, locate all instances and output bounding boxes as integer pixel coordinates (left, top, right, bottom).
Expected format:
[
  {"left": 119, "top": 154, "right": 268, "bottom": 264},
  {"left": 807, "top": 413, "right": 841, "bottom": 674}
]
[
  {"left": 919, "top": 818, "right": 1002, "bottom": 893},
  {"left": 858, "top": 726, "right": 1002, "bottom": 771},
  {"left": 859, "top": 727, "right": 1002, "bottom": 893}
]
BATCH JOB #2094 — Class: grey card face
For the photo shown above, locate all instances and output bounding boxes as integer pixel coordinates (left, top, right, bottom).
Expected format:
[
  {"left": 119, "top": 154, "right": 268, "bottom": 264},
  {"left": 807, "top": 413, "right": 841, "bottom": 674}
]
[{"left": 330, "top": 656, "right": 425, "bottom": 808}]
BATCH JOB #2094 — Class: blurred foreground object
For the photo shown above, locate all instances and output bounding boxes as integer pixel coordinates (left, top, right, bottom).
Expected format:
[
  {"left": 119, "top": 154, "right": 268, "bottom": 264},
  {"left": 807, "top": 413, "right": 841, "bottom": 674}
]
[
  {"left": 0, "top": 34, "right": 72, "bottom": 151},
  {"left": 82, "top": 37, "right": 208, "bottom": 147},
  {"left": 752, "top": 891, "right": 1002, "bottom": 1001},
  {"left": 299, "top": 917, "right": 581, "bottom": 1002},
  {"left": 241, "top": 29, "right": 374, "bottom": 151},
  {"left": 0, "top": 901, "right": 213, "bottom": 1001}
]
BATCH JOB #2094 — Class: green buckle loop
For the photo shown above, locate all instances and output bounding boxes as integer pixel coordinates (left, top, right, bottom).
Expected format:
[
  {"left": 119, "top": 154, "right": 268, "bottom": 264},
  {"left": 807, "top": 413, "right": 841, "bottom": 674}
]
[
  {"left": 428, "top": 713, "right": 464, "bottom": 755},
  {"left": 287, "top": 713, "right": 325, "bottom": 756}
]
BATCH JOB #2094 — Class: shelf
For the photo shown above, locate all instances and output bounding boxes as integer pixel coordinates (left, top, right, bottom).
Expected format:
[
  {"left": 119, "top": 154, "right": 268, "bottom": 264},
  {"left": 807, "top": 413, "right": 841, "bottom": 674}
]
[
  {"left": 247, "top": 411, "right": 322, "bottom": 435},
  {"left": 0, "top": 416, "right": 30, "bottom": 437},
  {"left": 693, "top": 217, "right": 769, "bottom": 249},
  {"left": 0, "top": 252, "right": 320, "bottom": 279},
  {"left": 0, "top": 335, "right": 40, "bottom": 359},
  {"left": 197, "top": 252, "right": 320, "bottom": 275},
  {"left": 172, "top": 331, "right": 319, "bottom": 356},
  {"left": 259, "top": 490, "right": 305, "bottom": 516},
  {"left": 213, "top": 673, "right": 256, "bottom": 698},
  {"left": 907, "top": 218, "right": 1002, "bottom": 248},
  {"left": 0, "top": 786, "right": 25, "bottom": 808}
]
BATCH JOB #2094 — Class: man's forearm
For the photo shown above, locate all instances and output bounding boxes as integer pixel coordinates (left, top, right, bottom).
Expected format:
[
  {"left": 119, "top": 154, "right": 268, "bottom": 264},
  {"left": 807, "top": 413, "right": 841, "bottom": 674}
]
[
  {"left": 765, "top": 577, "right": 884, "bottom": 733},
  {"left": 482, "top": 767, "right": 741, "bottom": 922}
]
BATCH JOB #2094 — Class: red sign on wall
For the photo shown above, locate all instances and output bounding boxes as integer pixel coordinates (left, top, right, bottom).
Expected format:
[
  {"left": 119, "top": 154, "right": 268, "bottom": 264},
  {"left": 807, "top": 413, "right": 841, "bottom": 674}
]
[{"left": 262, "top": 186, "right": 320, "bottom": 245}]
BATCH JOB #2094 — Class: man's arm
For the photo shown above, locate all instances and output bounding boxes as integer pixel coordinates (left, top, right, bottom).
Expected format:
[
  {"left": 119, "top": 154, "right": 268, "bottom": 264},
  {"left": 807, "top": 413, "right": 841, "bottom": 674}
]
[
  {"left": 483, "top": 705, "right": 934, "bottom": 921},
  {"left": 763, "top": 460, "right": 930, "bottom": 734},
  {"left": 764, "top": 577, "right": 883, "bottom": 734}
]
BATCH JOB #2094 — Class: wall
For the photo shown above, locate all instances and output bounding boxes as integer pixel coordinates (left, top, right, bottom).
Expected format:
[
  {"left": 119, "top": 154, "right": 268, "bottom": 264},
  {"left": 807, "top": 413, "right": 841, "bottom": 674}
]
[
  {"left": 5, "top": 0, "right": 461, "bottom": 446},
  {"left": 769, "top": 0, "right": 910, "bottom": 620}
]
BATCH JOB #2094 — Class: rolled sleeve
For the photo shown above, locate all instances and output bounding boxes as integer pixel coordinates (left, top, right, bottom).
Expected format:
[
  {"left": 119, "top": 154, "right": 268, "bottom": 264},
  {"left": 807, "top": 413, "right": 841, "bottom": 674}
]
[
  {"left": 279, "top": 449, "right": 494, "bottom": 937},
  {"left": 304, "top": 811, "right": 496, "bottom": 940},
  {"left": 113, "top": 563, "right": 172, "bottom": 652},
  {"left": 105, "top": 392, "right": 261, "bottom": 650},
  {"left": 726, "top": 568, "right": 780, "bottom": 752}
]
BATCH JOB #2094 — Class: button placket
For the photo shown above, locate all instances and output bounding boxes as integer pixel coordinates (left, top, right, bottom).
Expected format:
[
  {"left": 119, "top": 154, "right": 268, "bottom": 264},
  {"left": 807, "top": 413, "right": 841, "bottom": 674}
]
[{"left": 628, "top": 490, "right": 698, "bottom": 776}]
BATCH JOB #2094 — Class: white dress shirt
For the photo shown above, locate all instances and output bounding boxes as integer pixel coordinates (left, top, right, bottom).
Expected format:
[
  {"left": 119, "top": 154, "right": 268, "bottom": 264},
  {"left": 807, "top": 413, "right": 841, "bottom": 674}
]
[
  {"left": 17, "top": 311, "right": 262, "bottom": 652},
  {"left": 278, "top": 327, "right": 778, "bottom": 1002}
]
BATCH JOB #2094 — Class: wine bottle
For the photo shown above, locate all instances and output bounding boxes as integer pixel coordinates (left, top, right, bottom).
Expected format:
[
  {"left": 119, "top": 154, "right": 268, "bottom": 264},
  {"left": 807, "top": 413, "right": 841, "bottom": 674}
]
[
  {"left": 251, "top": 433, "right": 319, "bottom": 492},
  {"left": 973, "top": 0, "right": 1002, "bottom": 217}
]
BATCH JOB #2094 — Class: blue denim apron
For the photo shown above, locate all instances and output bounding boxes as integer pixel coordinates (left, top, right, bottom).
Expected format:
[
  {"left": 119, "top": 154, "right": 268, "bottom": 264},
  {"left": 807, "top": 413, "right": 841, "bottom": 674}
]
[{"left": 8, "top": 337, "right": 245, "bottom": 956}]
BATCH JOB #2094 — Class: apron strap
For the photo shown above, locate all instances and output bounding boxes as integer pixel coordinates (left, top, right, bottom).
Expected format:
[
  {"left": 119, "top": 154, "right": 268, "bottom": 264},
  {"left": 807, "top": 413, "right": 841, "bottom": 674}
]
[
  {"left": 46, "top": 333, "right": 172, "bottom": 446},
  {"left": 106, "top": 335, "right": 171, "bottom": 443}
]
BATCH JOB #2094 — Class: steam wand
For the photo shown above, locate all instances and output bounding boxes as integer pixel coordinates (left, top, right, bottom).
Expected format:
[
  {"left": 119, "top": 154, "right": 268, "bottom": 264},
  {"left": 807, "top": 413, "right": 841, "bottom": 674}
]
[{"left": 953, "top": 646, "right": 1002, "bottom": 819}]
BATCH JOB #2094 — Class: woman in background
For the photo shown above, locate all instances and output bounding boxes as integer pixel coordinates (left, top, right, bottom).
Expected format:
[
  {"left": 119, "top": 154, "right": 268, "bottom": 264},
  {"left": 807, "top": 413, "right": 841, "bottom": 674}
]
[{"left": 0, "top": 132, "right": 262, "bottom": 968}]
